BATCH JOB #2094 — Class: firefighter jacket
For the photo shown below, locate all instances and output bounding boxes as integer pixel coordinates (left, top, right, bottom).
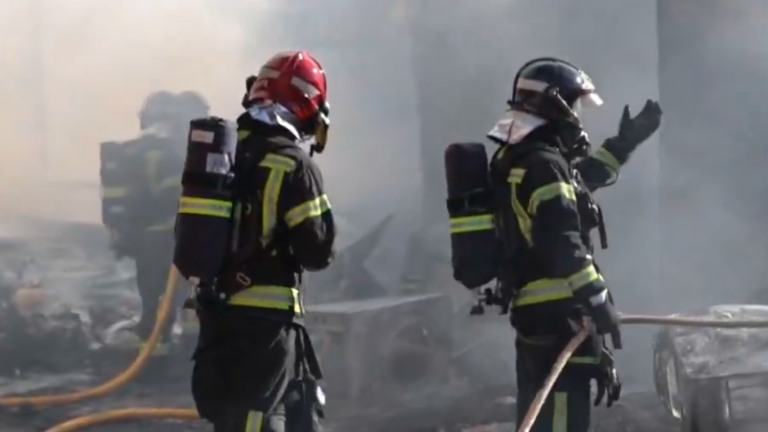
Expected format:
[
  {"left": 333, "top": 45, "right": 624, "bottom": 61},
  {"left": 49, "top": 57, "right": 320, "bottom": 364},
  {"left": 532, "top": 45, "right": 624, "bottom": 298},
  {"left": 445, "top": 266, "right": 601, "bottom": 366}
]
[
  {"left": 215, "top": 116, "right": 336, "bottom": 323},
  {"left": 121, "top": 131, "right": 184, "bottom": 233},
  {"left": 489, "top": 129, "right": 636, "bottom": 335}
]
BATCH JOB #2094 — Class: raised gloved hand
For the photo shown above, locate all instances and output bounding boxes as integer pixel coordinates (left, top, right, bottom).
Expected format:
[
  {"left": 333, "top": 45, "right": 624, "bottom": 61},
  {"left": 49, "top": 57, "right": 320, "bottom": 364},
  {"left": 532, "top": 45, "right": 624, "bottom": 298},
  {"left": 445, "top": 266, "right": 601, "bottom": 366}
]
[
  {"left": 617, "top": 99, "right": 662, "bottom": 148},
  {"left": 592, "top": 345, "right": 622, "bottom": 407}
]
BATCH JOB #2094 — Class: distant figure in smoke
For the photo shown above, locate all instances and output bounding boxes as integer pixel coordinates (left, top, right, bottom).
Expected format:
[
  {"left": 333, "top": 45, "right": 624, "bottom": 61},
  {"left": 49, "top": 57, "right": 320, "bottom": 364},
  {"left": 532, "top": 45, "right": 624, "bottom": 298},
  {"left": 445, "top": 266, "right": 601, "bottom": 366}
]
[
  {"left": 100, "top": 90, "right": 209, "bottom": 355},
  {"left": 484, "top": 58, "right": 661, "bottom": 432}
]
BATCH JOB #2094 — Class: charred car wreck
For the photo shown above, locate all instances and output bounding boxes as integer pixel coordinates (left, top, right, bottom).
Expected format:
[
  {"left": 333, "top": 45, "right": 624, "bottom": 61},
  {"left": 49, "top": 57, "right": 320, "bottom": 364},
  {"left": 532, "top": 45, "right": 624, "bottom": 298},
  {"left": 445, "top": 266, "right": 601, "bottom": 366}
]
[{"left": 654, "top": 305, "right": 768, "bottom": 432}]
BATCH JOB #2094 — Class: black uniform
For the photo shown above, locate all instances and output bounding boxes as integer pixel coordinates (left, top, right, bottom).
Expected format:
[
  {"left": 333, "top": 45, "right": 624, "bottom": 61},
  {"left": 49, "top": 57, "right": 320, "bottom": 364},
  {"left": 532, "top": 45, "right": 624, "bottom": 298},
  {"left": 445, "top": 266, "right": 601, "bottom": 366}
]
[
  {"left": 120, "top": 131, "right": 184, "bottom": 348},
  {"left": 490, "top": 130, "right": 630, "bottom": 432},
  {"left": 484, "top": 57, "right": 661, "bottom": 432},
  {"left": 192, "top": 116, "right": 335, "bottom": 432}
]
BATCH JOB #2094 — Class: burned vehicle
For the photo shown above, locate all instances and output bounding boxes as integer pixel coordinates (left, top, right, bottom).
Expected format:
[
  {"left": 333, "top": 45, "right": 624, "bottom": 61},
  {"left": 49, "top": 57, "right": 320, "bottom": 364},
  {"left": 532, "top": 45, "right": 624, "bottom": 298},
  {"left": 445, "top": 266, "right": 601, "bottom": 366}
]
[{"left": 653, "top": 305, "right": 768, "bottom": 432}]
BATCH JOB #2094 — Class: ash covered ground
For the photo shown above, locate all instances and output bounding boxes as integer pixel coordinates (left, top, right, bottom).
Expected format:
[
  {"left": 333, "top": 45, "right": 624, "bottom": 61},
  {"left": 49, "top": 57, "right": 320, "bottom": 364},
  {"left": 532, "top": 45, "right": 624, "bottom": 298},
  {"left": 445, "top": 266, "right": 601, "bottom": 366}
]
[{"left": 0, "top": 218, "right": 684, "bottom": 432}]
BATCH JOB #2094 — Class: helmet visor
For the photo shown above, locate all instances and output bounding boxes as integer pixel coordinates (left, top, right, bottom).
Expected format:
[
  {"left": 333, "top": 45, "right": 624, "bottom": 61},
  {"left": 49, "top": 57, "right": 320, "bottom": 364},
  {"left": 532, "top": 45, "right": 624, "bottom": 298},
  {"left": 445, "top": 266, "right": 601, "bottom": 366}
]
[{"left": 577, "top": 92, "right": 603, "bottom": 109}]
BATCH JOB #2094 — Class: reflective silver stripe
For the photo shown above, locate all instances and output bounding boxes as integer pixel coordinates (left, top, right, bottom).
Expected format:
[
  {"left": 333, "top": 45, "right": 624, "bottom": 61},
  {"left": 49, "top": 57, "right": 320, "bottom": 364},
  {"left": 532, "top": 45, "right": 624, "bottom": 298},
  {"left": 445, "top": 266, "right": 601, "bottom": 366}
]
[
  {"left": 291, "top": 76, "right": 321, "bottom": 98},
  {"left": 589, "top": 289, "right": 608, "bottom": 306},
  {"left": 258, "top": 67, "right": 280, "bottom": 79}
]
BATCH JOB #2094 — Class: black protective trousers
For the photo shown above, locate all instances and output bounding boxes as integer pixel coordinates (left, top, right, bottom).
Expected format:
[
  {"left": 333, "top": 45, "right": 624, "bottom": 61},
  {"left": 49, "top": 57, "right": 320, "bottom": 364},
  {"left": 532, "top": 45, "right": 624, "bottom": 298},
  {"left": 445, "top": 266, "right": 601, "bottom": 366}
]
[
  {"left": 515, "top": 336, "right": 594, "bottom": 432},
  {"left": 133, "top": 230, "right": 177, "bottom": 342},
  {"left": 192, "top": 310, "right": 320, "bottom": 432}
]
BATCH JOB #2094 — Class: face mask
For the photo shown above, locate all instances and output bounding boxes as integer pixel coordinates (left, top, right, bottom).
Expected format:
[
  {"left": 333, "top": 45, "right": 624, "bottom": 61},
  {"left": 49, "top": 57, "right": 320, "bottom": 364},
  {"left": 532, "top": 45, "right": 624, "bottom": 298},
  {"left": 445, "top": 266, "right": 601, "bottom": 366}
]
[{"left": 559, "top": 126, "right": 592, "bottom": 162}]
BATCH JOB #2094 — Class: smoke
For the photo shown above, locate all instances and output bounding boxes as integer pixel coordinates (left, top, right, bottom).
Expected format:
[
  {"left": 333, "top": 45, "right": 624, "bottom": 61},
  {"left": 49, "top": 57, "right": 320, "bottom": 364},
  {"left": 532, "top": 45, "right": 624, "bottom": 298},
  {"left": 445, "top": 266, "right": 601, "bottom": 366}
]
[
  {"left": 0, "top": 0, "right": 254, "bottom": 221},
  {"left": 656, "top": 0, "right": 768, "bottom": 404},
  {"left": 1, "top": 0, "right": 765, "bottom": 414}
]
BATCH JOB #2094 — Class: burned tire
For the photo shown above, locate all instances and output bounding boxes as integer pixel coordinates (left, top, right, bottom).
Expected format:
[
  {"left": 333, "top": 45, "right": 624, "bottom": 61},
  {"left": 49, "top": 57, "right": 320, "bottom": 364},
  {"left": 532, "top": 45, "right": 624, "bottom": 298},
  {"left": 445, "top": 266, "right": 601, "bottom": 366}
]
[{"left": 680, "top": 379, "right": 730, "bottom": 432}]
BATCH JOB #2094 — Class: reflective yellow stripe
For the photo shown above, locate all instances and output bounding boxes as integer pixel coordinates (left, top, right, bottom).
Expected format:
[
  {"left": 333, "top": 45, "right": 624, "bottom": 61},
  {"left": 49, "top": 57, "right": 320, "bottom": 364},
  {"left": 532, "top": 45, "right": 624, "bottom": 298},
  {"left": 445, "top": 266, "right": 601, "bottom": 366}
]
[
  {"left": 178, "top": 196, "right": 233, "bottom": 218},
  {"left": 244, "top": 410, "right": 264, "bottom": 432},
  {"left": 238, "top": 130, "right": 251, "bottom": 141},
  {"left": 569, "top": 356, "right": 599, "bottom": 364},
  {"left": 508, "top": 168, "right": 532, "bottom": 244},
  {"left": 156, "top": 175, "right": 181, "bottom": 192},
  {"left": 285, "top": 194, "right": 331, "bottom": 228},
  {"left": 514, "top": 278, "right": 573, "bottom": 306},
  {"left": 144, "top": 150, "right": 165, "bottom": 194},
  {"left": 591, "top": 146, "right": 621, "bottom": 172},
  {"left": 449, "top": 214, "right": 494, "bottom": 233},
  {"left": 181, "top": 310, "right": 199, "bottom": 333},
  {"left": 513, "top": 264, "right": 603, "bottom": 307},
  {"left": 260, "top": 153, "right": 296, "bottom": 172},
  {"left": 258, "top": 154, "right": 296, "bottom": 241},
  {"left": 228, "top": 285, "right": 303, "bottom": 314},
  {"left": 261, "top": 169, "right": 286, "bottom": 240},
  {"left": 553, "top": 392, "right": 567, "bottom": 432},
  {"left": 146, "top": 216, "right": 176, "bottom": 231},
  {"left": 567, "top": 264, "right": 601, "bottom": 291},
  {"left": 508, "top": 168, "right": 525, "bottom": 183},
  {"left": 527, "top": 182, "right": 576, "bottom": 215},
  {"left": 495, "top": 145, "right": 508, "bottom": 160},
  {"left": 101, "top": 186, "right": 129, "bottom": 198}
]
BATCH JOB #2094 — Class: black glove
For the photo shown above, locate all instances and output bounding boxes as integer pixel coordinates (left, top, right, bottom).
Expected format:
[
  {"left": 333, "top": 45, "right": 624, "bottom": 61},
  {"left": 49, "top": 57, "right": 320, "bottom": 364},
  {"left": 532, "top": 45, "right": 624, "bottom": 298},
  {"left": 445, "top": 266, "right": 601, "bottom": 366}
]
[
  {"left": 592, "top": 345, "right": 622, "bottom": 407},
  {"left": 590, "top": 299, "right": 621, "bottom": 336},
  {"left": 617, "top": 100, "right": 663, "bottom": 148}
]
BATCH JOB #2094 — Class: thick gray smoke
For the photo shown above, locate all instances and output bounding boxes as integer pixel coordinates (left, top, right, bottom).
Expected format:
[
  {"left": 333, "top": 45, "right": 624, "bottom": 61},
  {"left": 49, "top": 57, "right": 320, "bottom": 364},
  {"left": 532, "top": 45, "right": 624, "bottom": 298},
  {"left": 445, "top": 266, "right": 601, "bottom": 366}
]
[
  {"left": 2, "top": 0, "right": 765, "bottom": 407},
  {"left": 0, "top": 0, "right": 253, "bottom": 222}
]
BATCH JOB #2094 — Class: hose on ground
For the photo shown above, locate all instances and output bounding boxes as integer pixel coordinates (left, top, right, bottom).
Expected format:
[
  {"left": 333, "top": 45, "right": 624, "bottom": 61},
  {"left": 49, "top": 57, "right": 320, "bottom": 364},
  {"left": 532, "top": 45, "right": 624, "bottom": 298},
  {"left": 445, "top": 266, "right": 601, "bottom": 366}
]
[
  {"left": 42, "top": 408, "right": 199, "bottom": 432},
  {"left": 35, "top": 311, "right": 768, "bottom": 432},
  {"left": 0, "top": 265, "right": 180, "bottom": 408},
  {"left": 516, "top": 313, "right": 768, "bottom": 432}
]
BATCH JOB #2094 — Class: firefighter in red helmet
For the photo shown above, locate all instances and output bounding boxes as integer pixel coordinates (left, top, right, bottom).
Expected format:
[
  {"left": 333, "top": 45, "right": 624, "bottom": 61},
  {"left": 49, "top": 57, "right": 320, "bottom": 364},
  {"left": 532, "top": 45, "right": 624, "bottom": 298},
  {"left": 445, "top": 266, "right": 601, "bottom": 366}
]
[{"left": 190, "top": 51, "right": 335, "bottom": 432}]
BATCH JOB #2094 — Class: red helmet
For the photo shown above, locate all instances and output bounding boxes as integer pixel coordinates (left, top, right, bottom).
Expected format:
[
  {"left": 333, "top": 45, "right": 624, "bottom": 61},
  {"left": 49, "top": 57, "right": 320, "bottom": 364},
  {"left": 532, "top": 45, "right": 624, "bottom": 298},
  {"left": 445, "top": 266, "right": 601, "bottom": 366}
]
[{"left": 247, "top": 51, "right": 328, "bottom": 124}]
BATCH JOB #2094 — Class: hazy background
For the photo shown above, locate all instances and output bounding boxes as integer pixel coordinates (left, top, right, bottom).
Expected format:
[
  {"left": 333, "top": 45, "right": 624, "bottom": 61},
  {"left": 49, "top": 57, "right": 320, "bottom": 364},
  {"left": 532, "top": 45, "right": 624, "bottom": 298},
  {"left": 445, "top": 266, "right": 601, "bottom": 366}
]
[{"left": 1, "top": 0, "right": 766, "bottom": 393}]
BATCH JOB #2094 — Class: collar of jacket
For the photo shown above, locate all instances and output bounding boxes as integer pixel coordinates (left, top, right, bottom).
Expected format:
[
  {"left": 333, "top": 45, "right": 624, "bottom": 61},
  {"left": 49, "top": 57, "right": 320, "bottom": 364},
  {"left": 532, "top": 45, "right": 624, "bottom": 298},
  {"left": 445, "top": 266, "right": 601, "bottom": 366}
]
[
  {"left": 243, "top": 102, "right": 302, "bottom": 140},
  {"left": 236, "top": 112, "right": 300, "bottom": 143}
]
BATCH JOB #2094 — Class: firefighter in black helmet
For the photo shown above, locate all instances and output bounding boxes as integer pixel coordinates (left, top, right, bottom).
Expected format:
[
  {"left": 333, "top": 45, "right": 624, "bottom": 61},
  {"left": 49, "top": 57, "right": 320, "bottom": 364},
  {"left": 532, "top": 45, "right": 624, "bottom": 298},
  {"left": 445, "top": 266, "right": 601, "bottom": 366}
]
[
  {"left": 113, "top": 90, "right": 209, "bottom": 354},
  {"left": 487, "top": 58, "right": 661, "bottom": 432},
  {"left": 190, "top": 51, "right": 334, "bottom": 432}
]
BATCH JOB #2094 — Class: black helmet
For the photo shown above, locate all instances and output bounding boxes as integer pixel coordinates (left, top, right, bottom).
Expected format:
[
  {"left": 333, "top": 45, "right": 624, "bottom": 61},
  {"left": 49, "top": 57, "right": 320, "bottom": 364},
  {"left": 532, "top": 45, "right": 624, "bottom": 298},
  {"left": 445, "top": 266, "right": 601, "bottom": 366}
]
[
  {"left": 139, "top": 90, "right": 210, "bottom": 131},
  {"left": 138, "top": 91, "right": 177, "bottom": 130},
  {"left": 509, "top": 57, "right": 603, "bottom": 125},
  {"left": 176, "top": 91, "right": 210, "bottom": 121}
]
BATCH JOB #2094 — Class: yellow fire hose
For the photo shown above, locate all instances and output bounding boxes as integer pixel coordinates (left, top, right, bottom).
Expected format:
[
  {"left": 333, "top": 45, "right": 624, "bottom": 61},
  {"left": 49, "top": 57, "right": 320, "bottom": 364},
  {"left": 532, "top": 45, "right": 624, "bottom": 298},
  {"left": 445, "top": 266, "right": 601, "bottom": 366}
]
[{"left": 516, "top": 314, "right": 768, "bottom": 432}]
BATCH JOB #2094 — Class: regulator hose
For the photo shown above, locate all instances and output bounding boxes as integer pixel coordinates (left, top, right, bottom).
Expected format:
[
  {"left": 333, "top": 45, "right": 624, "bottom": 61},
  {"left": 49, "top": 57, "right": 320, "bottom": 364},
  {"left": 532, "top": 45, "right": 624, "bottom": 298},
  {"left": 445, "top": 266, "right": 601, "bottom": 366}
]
[
  {"left": 516, "top": 313, "right": 768, "bottom": 432},
  {"left": 34, "top": 312, "right": 768, "bottom": 432},
  {"left": 0, "top": 265, "right": 180, "bottom": 408}
]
